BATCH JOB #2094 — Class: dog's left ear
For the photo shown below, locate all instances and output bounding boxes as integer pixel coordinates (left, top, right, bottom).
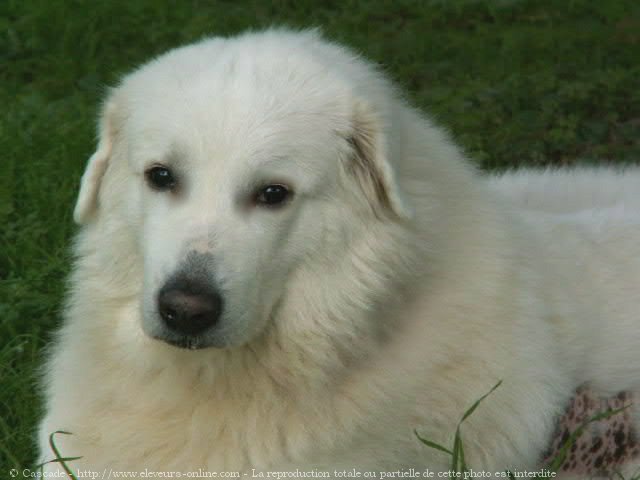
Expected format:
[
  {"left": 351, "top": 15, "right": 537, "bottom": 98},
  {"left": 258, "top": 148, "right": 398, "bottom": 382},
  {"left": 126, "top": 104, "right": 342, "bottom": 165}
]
[
  {"left": 344, "top": 101, "right": 413, "bottom": 220},
  {"left": 73, "top": 98, "right": 118, "bottom": 224}
]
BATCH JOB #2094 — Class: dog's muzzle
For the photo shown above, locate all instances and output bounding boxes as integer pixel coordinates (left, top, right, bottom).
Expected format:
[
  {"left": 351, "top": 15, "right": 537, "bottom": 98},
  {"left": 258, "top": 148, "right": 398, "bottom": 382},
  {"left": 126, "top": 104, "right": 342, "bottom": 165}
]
[{"left": 152, "top": 252, "right": 225, "bottom": 349}]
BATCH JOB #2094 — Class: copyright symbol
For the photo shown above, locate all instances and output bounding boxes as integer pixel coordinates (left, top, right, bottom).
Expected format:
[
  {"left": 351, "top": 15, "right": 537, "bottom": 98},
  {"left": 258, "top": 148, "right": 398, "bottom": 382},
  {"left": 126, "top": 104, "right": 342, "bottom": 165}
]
[{"left": 9, "top": 469, "right": 18, "bottom": 478}]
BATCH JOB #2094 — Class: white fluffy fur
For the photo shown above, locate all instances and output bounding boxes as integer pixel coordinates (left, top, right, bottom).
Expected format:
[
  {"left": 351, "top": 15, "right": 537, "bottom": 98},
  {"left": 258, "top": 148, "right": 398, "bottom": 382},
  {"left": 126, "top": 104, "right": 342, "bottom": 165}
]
[{"left": 39, "top": 29, "right": 640, "bottom": 478}]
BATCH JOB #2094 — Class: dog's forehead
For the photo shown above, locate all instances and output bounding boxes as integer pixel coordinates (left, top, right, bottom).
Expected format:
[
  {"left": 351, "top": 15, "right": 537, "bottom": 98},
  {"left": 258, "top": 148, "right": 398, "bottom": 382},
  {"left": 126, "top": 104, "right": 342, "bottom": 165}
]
[
  {"left": 120, "top": 49, "right": 354, "bottom": 171},
  {"left": 123, "top": 100, "right": 347, "bottom": 173},
  {"left": 120, "top": 37, "right": 356, "bottom": 124}
]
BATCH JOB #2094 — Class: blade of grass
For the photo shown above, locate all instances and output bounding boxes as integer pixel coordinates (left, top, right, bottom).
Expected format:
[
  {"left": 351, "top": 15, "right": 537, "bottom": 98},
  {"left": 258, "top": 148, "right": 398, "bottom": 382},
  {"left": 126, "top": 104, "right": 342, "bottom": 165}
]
[
  {"left": 414, "top": 430, "right": 453, "bottom": 455},
  {"left": 451, "top": 428, "right": 461, "bottom": 472},
  {"left": 460, "top": 380, "right": 503, "bottom": 423},
  {"left": 416, "top": 380, "right": 503, "bottom": 474},
  {"left": 46, "top": 431, "right": 80, "bottom": 480},
  {"left": 456, "top": 428, "right": 468, "bottom": 473},
  {"left": 37, "top": 456, "right": 84, "bottom": 467}
]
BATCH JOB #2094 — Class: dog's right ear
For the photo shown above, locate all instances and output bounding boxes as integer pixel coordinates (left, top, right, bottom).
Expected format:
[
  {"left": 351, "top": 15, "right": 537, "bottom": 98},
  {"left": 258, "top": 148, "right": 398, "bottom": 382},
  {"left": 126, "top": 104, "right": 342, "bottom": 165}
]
[
  {"left": 344, "top": 100, "right": 413, "bottom": 221},
  {"left": 73, "top": 98, "right": 119, "bottom": 224}
]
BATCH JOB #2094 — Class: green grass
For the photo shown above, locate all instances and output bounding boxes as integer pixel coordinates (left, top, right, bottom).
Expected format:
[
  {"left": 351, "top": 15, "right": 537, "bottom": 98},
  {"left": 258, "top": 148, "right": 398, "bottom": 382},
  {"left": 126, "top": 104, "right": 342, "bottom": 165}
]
[{"left": 1, "top": 0, "right": 639, "bottom": 473}]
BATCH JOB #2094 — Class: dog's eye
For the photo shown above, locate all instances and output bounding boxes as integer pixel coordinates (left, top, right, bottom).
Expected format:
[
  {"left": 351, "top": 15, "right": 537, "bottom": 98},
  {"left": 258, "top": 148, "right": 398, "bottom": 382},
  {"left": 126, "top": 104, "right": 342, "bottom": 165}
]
[
  {"left": 254, "top": 184, "right": 291, "bottom": 207},
  {"left": 145, "top": 166, "right": 176, "bottom": 191}
]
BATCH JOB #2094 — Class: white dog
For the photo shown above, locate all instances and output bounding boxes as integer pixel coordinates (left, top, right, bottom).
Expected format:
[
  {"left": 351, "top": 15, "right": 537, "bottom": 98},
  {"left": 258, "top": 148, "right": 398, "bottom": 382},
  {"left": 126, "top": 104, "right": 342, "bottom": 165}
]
[{"left": 39, "top": 29, "right": 640, "bottom": 479}]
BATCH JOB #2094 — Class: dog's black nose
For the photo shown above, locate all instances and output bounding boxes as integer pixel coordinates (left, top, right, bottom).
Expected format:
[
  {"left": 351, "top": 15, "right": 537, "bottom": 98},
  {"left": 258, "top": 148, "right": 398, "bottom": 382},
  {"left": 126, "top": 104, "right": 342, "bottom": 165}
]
[{"left": 158, "top": 285, "right": 222, "bottom": 336}]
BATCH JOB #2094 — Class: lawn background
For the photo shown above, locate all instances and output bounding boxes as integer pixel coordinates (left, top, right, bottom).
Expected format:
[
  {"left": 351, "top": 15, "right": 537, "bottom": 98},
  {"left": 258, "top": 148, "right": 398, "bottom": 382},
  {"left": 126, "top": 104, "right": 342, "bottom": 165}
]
[{"left": 1, "top": 0, "right": 639, "bottom": 472}]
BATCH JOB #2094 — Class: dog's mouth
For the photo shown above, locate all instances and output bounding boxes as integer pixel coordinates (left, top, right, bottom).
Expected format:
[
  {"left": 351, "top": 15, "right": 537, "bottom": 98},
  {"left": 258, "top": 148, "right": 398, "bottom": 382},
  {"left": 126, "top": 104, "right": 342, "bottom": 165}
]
[
  {"left": 148, "top": 324, "right": 250, "bottom": 350},
  {"left": 151, "top": 334, "right": 209, "bottom": 350}
]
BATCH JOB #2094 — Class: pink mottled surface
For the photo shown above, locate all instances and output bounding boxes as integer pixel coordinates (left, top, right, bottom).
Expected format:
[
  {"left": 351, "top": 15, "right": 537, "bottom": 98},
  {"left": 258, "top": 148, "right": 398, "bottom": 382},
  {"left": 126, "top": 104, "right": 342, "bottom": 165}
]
[{"left": 542, "top": 385, "right": 639, "bottom": 476}]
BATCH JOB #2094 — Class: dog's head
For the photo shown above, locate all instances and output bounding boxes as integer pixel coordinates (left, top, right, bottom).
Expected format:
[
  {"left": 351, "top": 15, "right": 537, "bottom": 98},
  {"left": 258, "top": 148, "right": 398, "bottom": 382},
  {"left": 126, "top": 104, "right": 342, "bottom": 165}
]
[{"left": 73, "top": 30, "right": 413, "bottom": 350}]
